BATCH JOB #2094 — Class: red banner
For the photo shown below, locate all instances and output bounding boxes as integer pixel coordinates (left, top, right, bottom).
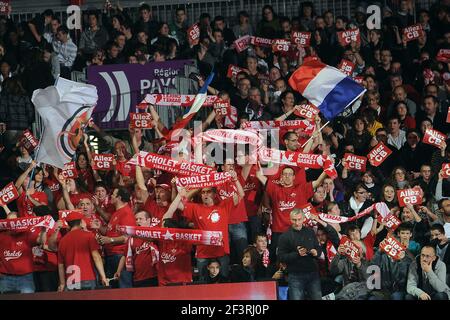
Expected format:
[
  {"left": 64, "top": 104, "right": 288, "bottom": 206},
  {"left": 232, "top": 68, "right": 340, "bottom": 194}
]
[
  {"left": 397, "top": 187, "right": 423, "bottom": 207},
  {"left": 130, "top": 151, "right": 215, "bottom": 176},
  {"left": 377, "top": 213, "right": 401, "bottom": 232},
  {"left": 118, "top": 225, "right": 224, "bottom": 246},
  {"left": 291, "top": 31, "right": 311, "bottom": 47},
  {"left": 58, "top": 209, "right": 83, "bottom": 228},
  {"left": 226, "top": 65, "right": 249, "bottom": 79},
  {"left": 196, "top": 129, "right": 261, "bottom": 146},
  {"left": 187, "top": 23, "right": 200, "bottom": 45},
  {"left": 339, "top": 236, "right": 360, "bottom": 260},
  {"left": 294, "top": 103, "right": 320, "bottom": 119},
  {"left": 61, "top": 162, "right": 78, "bottom": 179},
  {"left": 437, "top": 49, "right": 450, "bottom": 63},
  {"left": 338, "top": 59, "right": 355, "bottom": 76},
  {"left": 129, "top": 113, "right": 153, "bottom": 129},
  {"left": 0, "top": 182, "right": 19, "bottom": 205},
  {"left": 250, "top": 36, "right": 273, "bottom": 47},
  {"left": 18, "top": 129, "right": 39, "bottom": 152},
  {"left": 343, "top": 153, "right": 367, "bottom": 172},
  {"left": 234, "top": 35, "right": 251, "bottom": 53},
  {"left": 0, "top": 215, "right": 55, "bottom": 232},
  {"left": 299, "top": 203, "right": 318, "bottom": 227},
  {"left": 423, "top": 129, "right": 446, "bottom": 148},
  {"left": 403, "top": 24, "right": 424, "bottom": 42},
  {"left": 353, "top": 76, "right": 364, "bottom": 84},
  {"left": 176, "top": 171, "right": 231, "bottom": 189},
  {"left": 141, "top": 94, "right": 218, "bottom": 107},
  {"left": 442, "top": 163, "right": 450, "bottom": 178},
  {"left": 319, "top": 202, "right": 390, "bottom": 224},
  {"left": 0, "top": 0, "right": 10, "bottom": 15},
  {"left": 241, "top": 119, "right": 315, "bottom": 132},
  {"left": 379, "top": 234, "right": 406, "bottom": 260},
  {"left": 92, "top": 153, "right": 114, "bottom": 171},
  {"left": 367, "top": 142, "right": 392, "bottom": 167},
  {"left": 337, "top": 28, "right": 360, "bottom": 46},
  {"left": 272, "top": 39, "right": 291, "bottom": 53},
  {"left": 213, "top": 99, "right": 231, "bottom": 117}
]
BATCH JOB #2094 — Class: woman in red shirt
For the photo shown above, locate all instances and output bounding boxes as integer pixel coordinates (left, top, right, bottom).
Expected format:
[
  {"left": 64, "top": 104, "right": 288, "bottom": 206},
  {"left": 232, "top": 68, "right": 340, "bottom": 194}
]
[
  {"left": 76, "top": 152, "right": 96, "bottom": 193},
  {"left": 393, "top": 101, "right": 416, "bottom": 130}
]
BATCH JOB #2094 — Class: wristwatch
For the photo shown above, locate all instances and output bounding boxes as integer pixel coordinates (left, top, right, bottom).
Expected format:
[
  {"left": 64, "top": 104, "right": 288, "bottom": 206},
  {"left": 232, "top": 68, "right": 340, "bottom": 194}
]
[{"left": 110, "top": 238, "right": 114, "bottom": 244}]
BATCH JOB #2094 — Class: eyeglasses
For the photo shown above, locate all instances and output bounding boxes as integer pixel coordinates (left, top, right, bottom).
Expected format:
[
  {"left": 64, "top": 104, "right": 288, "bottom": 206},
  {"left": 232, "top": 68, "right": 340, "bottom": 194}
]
[
  {"left": 420, "top": 254, "right": 435, "bottom": 259},
  {"left": 282, "top": 172, "right": 294, "bottom": 177}
]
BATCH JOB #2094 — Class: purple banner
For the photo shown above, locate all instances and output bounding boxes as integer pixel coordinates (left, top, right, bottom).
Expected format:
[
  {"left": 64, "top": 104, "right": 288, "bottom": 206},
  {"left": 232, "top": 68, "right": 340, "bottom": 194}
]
[{"left": 87, "top": 60, "right": 193, "bottom": 129}]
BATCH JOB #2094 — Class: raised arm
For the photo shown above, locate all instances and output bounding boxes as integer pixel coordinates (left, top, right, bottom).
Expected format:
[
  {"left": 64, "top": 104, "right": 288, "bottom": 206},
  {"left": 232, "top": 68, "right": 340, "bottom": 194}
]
[
  {"left": 312, "top": 171, "right": 328, "bottom": 189},
  {"left": 162, "top": 189, "right": 186, "bottom": 225},
  {"left": 15, "top": 161, "right": 36, "bottom": 192}
]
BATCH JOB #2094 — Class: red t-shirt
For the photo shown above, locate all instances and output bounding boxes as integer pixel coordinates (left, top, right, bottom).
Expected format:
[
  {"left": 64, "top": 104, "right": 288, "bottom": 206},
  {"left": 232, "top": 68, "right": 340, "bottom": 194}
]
[
  {"left": 125, "top": 238, "right": 158, "bottom": 281},
  {"left": 104, "top": 205, "right": 136, "bottom": 256},
  {"left": 98, "top": 197, "right": 116, "bottom": 215},
  {"left": 0, "top": 229, "right": 39, "bottom": 275},
  {"left": 182, "top": 199, "right": 234, "bottom": 258},
  {"left": 242, "top": 167, "right": 263, "bottom": 217},
  {"left": 157, "top": 241, "right": 193, "bottom": 286},
  {"left": 17, "top": 191, "right": 48, "bottom": 217},
  {"left": 268, "top": 165, "right": 307, "bottom": 187},
  {"left": 58, "top": 229, "right": 100, "bottom": 281},
  {"left": 78, "top": 168, "right": 96, "bottom": 193},
  {"left": 116, "top": 160, "right": 136, "bottom": 178},
  {"left": 33, "top": 228, "right": 59, "bottom": 272},
  {"left": 83, "top": 213, "right": 106, "bottom": 234},
  {"left": 266, "top": 180, "right": 314, "bottom": 233},
  {"left": 216, "top": 176, "right": 247, "bottom": 224},
  {"left": 142, "top": 197, "right": 170, "bottom": 227}
]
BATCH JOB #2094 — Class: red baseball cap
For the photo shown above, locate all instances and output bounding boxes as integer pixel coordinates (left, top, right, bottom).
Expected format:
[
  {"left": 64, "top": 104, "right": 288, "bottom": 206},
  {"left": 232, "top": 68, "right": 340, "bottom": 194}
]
[{"left": 65, "top": 211, "right": 84, "bottom": 222}]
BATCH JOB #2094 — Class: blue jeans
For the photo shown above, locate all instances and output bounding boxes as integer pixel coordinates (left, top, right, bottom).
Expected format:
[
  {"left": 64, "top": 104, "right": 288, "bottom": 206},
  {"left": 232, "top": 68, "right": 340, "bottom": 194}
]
[
  {"left": 391, "top": 291, "right": 405, "bottom": 300},
  {"left": 66, "top": 280, "right": 97, "bottom": 291},
  {"left": 0, "top": 273, "right": 35, "bottom": 294},
  {"left": 105, "top": 254, "right": 133, "bottom": 289},
  {"left": 288, "top": 272, "right": 322, "bottom": 300},
  {"left": 197, "top": 255, "right": 230, "bottom": 281},
  {"left": 229, "top": 222, "right": 248, "bottom": 263}
]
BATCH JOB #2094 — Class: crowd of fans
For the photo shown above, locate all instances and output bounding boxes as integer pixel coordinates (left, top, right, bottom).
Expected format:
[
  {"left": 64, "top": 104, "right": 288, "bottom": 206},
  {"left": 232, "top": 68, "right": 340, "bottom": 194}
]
[{"left": 0, "top": 0, "right": 449, "bottom": 300}]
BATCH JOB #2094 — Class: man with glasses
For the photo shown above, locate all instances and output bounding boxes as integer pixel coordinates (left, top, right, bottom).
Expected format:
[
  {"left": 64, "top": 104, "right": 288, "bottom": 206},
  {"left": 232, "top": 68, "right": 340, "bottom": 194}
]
[
  {"left": 406, "top": 246, "right": 449, "bottom": 300},
  {"left": 230, "top": 77, "right": 251, "bottom": 112},
  {"left": 256, "top": 166, "right": 328, "bottom": 262}
]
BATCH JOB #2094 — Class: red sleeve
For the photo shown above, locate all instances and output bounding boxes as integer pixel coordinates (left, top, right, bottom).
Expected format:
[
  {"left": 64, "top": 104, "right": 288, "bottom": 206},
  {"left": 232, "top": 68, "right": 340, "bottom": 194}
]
[
  {"left": 304, "top": 182, "right": 314, "bottom": 200},
  {"left": 363, "top": 231, "right": 376, "bottom": 249},
  {"left": 182, "top": 203, "right": 195, "bottom": 221},
  {"left": 37, "top": 192, "right": 48, "bottom": 205},
  {"left": 120, "top": 212, "right": 136, "bottom": 227},
  {"left": 88, "top": 233, "right": 101, "bottom": 252},
  {"left": 219, "top": 197, "right": 235, "bottom": 212}
]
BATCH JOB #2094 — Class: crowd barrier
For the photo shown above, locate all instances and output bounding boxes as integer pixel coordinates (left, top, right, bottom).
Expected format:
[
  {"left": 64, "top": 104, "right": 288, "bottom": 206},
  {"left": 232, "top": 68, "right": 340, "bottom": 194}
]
[{"left": 0, "top": 281, "right": 278, "bottom": 300}]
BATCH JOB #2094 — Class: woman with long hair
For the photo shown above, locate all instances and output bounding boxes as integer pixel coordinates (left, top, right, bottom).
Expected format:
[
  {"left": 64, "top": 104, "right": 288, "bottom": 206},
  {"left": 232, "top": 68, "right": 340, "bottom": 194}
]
[
  {"left": 390, "top": 166, "right": 411, "bottom": 190},
  {"left": 256, "top": 5, "right": 281, "bottom": 39},
  {"left": 344, "top": 117, "right": 373, "bottom": 155}
]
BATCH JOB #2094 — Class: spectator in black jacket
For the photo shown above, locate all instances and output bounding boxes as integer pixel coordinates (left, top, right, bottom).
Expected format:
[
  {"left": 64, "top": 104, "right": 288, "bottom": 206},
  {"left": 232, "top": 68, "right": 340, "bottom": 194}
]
[
  {"left": 230, "top": 246, "right": 260, "bottom": 283},
  {"left": 277, "top": 208, "right": 322, "bottom": 300},
  {"left": 204, "top": 259, "right": 228, "bottom": 284},
  {"left": 430, "top": 224, "right": 450, "bottom": 285}
]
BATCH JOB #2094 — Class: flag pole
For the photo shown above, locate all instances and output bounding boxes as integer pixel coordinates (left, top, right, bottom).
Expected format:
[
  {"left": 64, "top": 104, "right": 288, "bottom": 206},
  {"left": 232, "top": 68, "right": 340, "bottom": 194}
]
[
  {"left": 301, "top": 121, "right": 329, "bottom": 148},
  {"left": 26, "top": 125, "right": 46, "bottom": 192}
]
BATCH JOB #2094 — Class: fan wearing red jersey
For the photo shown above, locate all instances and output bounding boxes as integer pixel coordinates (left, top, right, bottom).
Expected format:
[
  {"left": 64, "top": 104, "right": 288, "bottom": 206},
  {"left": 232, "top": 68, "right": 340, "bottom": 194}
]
[
  {"left": 14, "top": 162, "right": 49, "bottom": 217},
  {"left": 162, "top": 170, "right": 245, "bottom": 280},
  {"left": 57, "top": 211, "right": 108, "bottom": 291},
  {"left": 115, "top": 211, "right": 159, "bottom": 287},
  {"left": 256, "top": 165, "right": 328, "bottom": 262},
  {"left": 0, "top": 207, "right": 45, "bottom": 294},
  {"left": 97, "top": 187, "right": 136, "bottom": 288}
]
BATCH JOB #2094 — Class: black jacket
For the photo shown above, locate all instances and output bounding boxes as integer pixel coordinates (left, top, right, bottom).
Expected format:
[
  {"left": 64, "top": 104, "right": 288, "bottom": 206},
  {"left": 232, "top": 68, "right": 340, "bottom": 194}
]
[{"left": 277, "top": 226, "right": 322, "bottom": 274}]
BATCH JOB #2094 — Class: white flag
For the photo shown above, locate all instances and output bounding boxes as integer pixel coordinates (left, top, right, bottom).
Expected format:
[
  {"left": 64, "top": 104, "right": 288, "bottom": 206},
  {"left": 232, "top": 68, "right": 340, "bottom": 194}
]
[{"left": 31, "top": 78, "right": 98, "bottom": 169}]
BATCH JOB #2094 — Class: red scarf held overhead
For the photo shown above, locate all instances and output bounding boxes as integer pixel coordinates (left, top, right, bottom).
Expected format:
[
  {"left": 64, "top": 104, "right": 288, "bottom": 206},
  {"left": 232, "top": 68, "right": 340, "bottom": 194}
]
[
  {"left": 117, "top": 225, "right": 224, "bottom": 246},
  {"left": 0, "top": 216, "right": 55, "bottom": 232},
  {"left": 318, "top": 202, "right": 390, "bottom": 224},
  {"left": 176, "top": 172, "right": 232, "bottom": 189}
]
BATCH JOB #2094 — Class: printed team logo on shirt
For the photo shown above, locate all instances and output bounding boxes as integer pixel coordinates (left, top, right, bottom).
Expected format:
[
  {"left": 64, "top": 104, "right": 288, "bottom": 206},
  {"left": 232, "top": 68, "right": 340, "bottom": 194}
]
[
  {"left": 135, "top": 241, "right": 152, "bottom": 255},
  {"left": 290, "top": 193, "right": 296, "bottom": 197},
  {"left": 161, "top": 249, "right": 177, "bottom": 264},
  {"left": 219, "top": 189, "right": 236, "bottom": 199},
  {"left": 16, "top": 241, "right": 23, "bottom": 246},
  {"left": 243, "top": 182, "right": 256, "bottom": 191},
  {"left": 208, "top": 210, "right": 221, "bottom": 223},
  {"left": 279, "top": 200, "right": 296, "bottom": 212},
  {"left": 150, "top": 217, "right": 161, "bottom": 227},
  {"left": 32, "top": 246, "right": 44, "bottom": 257},
  {"left": 4, "top": 250, "right": 23, "bottom": 261}
]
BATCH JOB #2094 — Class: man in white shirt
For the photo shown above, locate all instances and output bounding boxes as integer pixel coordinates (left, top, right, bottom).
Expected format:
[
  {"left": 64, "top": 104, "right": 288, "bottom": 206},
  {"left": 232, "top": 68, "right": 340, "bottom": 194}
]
[{"left": 387, "top": 116, "right": 406, "bottom": 150}]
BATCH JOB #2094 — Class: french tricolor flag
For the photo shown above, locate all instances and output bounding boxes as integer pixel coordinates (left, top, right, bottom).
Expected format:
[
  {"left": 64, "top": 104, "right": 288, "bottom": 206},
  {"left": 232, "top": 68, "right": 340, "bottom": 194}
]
[
  {"left": 164, "top": 72, "right": 215, "bottom": 139},
  {"left": 289, "top": 58, "right": 366, "bottom": 120}
]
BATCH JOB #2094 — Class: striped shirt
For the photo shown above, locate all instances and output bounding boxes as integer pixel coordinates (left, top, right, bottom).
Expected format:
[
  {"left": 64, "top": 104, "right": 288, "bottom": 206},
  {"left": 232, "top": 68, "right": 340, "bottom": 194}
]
[{"left": 52, "top": 38, "right": 78, "bottom": 68}]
